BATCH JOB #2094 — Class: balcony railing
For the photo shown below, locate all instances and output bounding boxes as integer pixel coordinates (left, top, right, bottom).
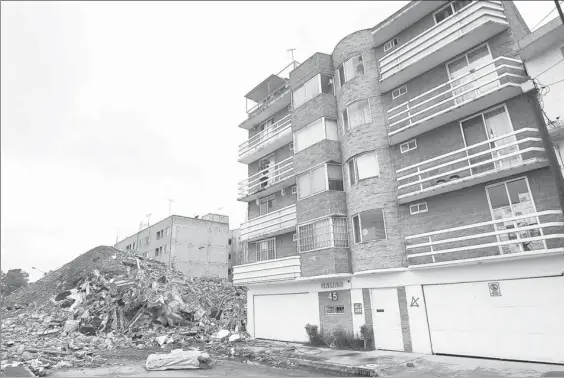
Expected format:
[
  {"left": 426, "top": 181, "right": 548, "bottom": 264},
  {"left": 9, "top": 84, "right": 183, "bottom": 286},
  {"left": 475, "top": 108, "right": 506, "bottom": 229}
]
[
  {"left": 378, "top": 1, "right": 508, "bottom": 92},
  {"left": 240, "top": 204, "right": 297, "bottom": 242},
  {"left": 238, "top": 115, "right": 292, "bottom": 163},
  {"left": 387, "top": 56, "right": 527, "bottom": 143},
  {"left": 232, "top": 256, "right": 301, "bottom": 285},
  {"left": 406, "top": 210, "right": 564, "bottom": 267},
  {"left": 247, "top": 84, "right": 290, "bottom": 116},
  {"left": 238, "top": 156, "right": 294, "bottom": 200},
  {"left": 396, "top": 128, "right": 547, "bottom": 203}
]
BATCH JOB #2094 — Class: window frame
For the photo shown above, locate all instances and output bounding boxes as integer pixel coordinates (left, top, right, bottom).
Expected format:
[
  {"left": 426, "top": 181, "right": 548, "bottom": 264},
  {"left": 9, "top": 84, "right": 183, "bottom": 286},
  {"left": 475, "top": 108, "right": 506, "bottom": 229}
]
[
  {"left": 259, "top": 194, "right": 276, "bottom": 216},
  {"left": 352, "top": 209, "right": 387, "bottom": 244},
  {"left": 297, "top": 162, "right": 344, "bottom": 200},
  {"left": 409, "top": 202, "right": 428, "bottom": 215},
  {"left": 384, "top": 38, "right": 398, "bottom": 52},
  {"left": 392, "top": 85, "right": 407, "bottom": 99},
  {"left": 337, "top": 54, "right": 365, "bottom": 87},
  {"left": 433, "top": 1, "right": 473, "bottom": 25},
  {"left": 400, "top": 139, "right": 417, "bottom": 154},
  {"left": 342, "top": 98, "right": 372, "bottom": 132},
  {"left": 293, "top": 117, "right": 339, "bottom": 153},
  {"left": 347, "top": 151, "right": 380, "bottom": 186},
  {"left": 255, "top": 237, "right": 276, "bottom": 262},
  {"left": 292, "top": 73, "right": 335, "bottom": 110},
  {"left": 297, "top": 215, "right": 349, "bottom": 253}
]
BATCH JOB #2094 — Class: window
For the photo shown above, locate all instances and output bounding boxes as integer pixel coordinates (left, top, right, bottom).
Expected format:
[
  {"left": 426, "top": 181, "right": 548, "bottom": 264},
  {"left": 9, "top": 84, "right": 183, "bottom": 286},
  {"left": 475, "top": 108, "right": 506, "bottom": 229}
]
[
  {"left": 155, "top": 246, "right": 163, "bottom": 257},
  {"left": 384, "top": 38, "right": 398, "bottom": 52},
  {"left": 291, "top": 185, "right": 297, "bottom": 194},
  {"left": 228, "top": 238, "right": 232, "bottom": 246},
  {"left": 156, "top": 230, "right": 164, "bottom": 240},
  {"left": 392, "top": 85, "right": 407, "bottom": 99},
  {"left": 164, "top": 245, "right": 169, "bottom": 254},
  {"left": 325, "top": 305, "right": 345, "bottom": 315},
  {"left": 400, "top": 139, "right": 417, "bottom": 153},
  {"left": 294, "top": 117, "right": 338, "bottom": 153},
  {"left": 297, "top": 216, "right": 349, "bottom": 252},
  {"left": 338, "top": 55, "right": 364, "bottom": 87},
  {"left": 166, "top": 227, "right": 170, "bottom": 236},
  {"left": 229, "top": 253, "right": 232, "bottom": 260},
  {"left": 352, "top": 209, "right": 386, "bottom": 243},
  {"left": 289, "top": 142, "right": 294, "bottom": 152},
  {"left": 259, "top": 194, "right": 275, "bottom": 216},
  {"left": 297, "top": 163, "right": 344, "bottom": 199},
  {"left": 409, "top": 202, "right": 428, "bottom": 215},
  {"left": 292, "top": 74, "right": 334, "bottom": 109},
  {"left": 434, "top": 1, "right": 472, "bottom": 24},
  {"left": 348, "top": 152, "right": 380, "bottom": 185},
  {"left": 256, "top": 238, "right": 276, "bottom": 262},
  {"left": 293, "top": 233, "right": 298, "bottom": 241},
  {"left": 227, "top": 268, "right": 232, "bottom": 275},
  {"left": 343, "top": 99, "right": 371, "bottom": 131}
]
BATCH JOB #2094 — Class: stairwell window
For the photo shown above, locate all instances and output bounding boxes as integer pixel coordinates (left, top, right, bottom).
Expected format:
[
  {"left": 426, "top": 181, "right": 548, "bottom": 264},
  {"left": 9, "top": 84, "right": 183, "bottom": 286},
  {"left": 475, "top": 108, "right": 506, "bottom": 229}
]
[
  {"left": 293, "top": 117, "right": 338, "bottom": 153},
  {"left": 292, "top": 74, "right": 334, "bottom": 109},
  {"left": 352, "top": 209, "right": 387, "bottom": 244},
  {"left": 384, "top": 38, "right": 398, "bottom": 52},
  {"left": 338, "top": 55, "right": 365, "bottom": 87},
  {"left": 343, "top": 99, "right": 371, "bottom": 131},
  {"left": 348, "top": 151, "right": 380, "bottom": 185},
  {"left": 392, "top": 85, "right": 407, "bottom": 99},
  {"left": 297, "top": 163, "right": 344, "bottom": 200},
  {"left": 434, "top": 1, "right": 472, "bottom": 24}
]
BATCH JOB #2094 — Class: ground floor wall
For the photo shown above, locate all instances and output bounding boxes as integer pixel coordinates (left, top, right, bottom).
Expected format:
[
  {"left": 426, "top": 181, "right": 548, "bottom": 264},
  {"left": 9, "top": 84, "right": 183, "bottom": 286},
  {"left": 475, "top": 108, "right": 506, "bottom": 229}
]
[{"left": 245, "top": 254, "right": 564, "bottom": 361}]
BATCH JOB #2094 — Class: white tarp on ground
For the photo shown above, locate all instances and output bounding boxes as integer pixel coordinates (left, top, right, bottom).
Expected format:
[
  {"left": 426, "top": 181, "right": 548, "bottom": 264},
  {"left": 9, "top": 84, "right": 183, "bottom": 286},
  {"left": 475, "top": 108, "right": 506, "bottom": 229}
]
[{"left": 145, "top": 349, "right": 209, "bottom": 371}]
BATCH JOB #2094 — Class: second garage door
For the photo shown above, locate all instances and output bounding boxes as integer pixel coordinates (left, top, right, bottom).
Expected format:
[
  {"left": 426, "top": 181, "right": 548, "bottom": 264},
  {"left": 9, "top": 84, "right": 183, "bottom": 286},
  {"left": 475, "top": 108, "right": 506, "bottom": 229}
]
[
  {"left": 424, "top": 276, "right": 564, "bottom": 364},
  {"left": 254, "top": 293, "right": 319, "bottom": 342}
]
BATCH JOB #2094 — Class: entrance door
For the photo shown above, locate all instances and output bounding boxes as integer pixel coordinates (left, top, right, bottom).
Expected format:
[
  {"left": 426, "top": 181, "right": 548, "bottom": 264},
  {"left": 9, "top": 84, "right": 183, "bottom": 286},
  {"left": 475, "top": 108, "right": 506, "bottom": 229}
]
[
  {"left": 447, "top": 44, "right": 498, "bottom": 105},
  {"left": 485, "top": 178, "right": 545, "bottom": 255},
  {"left": 259, "top": 118, "right": 274, "bottom": 143},
  {"left": 370, "top": 288, "right": 404, "bottom": 351},
  {"left": 461, "top": 106, "right": 520, "bottom": 175}
]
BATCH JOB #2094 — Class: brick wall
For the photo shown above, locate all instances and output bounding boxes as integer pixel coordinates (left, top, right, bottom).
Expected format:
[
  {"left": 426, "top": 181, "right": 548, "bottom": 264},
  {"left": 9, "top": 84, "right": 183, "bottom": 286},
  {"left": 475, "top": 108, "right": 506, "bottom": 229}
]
[
  {"left": 294, "top": 139, "right": 342, "bottom": 174},
  {"left": 247, "top": 184, "right": 297, "bottom": 220},
  {"left": 292, "top": 94, "right": 338, "bottom": 132},
  {"left": 397, "top": 287, "right": 413, "bottom": 353},
  {"left": 290, "top": 53, "right": 333, "bottom": 90},
  {"left": 318, "top": 289, "right": 353, "bottom": 335},
  {"left": 296, "top": 191, "right": 347, "bottom": 224},
  {"left": 300, "top": 248, "right": 351, "bottom": 277}
]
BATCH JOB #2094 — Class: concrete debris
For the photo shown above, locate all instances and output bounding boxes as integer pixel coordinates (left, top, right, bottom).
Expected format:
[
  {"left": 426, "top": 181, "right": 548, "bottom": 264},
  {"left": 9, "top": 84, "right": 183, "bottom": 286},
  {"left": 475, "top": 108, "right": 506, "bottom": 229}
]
[
  {"left": 228, "top": 334, "right": 241, "bottom": 343},
  {"left": 145, "top": 349, "right": 208, "bottom": 371},
  {"left": 1, "top": 245, "right": 248, "bottom": 376}
]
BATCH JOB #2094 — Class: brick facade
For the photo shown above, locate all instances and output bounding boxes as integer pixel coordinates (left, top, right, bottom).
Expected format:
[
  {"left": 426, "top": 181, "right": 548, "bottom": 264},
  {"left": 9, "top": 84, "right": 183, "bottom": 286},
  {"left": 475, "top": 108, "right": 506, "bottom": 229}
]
[
  {"left": 300, "top": 248, "right": 351, "bottom": 277},
  {"left": 294, "top": 139, "right": 342, "bottom": 175},
  {"left": 318, "top": 289, "right": 353, "bottom": 335},
  {"left": 397, "top": 287, "right": 413, "bottom": 353}
]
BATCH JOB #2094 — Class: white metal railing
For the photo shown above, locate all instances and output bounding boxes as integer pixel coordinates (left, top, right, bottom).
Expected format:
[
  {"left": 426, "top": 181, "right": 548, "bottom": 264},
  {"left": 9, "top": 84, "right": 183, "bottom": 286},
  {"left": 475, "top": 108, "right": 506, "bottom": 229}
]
[
  {"left": 406, "top": 210, "right": 564, "bottom": 264},
  {"left": 387, "top": 56, "right": 526, "bottom": 132},
  {"left": 548, "top": 119, "right": 564, "bottom": 130},
  {"left": 396, "top": 128, "right": 544, "bottom": 197},
  {"left": 240, "top": 204, "right": 297, "bottom": 242},
  {"left": 233, "top": 256, "right": 301, "bottom": 285},
  {"left": 246, "top": 61, "right": 300, "bottom": 115},
  {"left": 238, "top": 115, "right": 292, "bottom": 158},
  {"left": 238, "top": 156, "right": 294, "bottom": 198},
  {"left": 379, "top": 1, "right": 506, "bottom": 80}
]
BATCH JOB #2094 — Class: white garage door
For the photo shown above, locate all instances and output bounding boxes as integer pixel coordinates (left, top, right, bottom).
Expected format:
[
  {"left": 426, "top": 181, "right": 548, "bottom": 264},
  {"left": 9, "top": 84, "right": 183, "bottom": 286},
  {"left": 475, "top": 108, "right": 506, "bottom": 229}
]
[
  {"left": 254, "top": 293, "right": 318, "bottom": 342},
  {"left": 424, "top": 276, "right": 564, "bottom": 364}
]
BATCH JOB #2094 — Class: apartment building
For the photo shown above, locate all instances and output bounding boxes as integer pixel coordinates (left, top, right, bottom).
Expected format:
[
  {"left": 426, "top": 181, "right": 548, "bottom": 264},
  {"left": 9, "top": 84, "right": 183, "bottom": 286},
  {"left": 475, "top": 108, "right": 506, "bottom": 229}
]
[
  {"left": 233, "top": 0, "right": 564, "bottom": 364},
  {"left": 519, "top": 16, "right": 564, "bottom": 170},
  {"left": 115, "top": 213, "right": 230, "bottom": 279}
]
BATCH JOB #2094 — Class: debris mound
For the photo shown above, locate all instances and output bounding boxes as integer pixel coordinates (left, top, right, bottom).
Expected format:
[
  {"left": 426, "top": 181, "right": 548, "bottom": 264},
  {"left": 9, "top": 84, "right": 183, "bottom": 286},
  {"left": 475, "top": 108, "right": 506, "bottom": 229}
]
[{"left": 1, "top": 245, "right": 248, "bottom": 376}]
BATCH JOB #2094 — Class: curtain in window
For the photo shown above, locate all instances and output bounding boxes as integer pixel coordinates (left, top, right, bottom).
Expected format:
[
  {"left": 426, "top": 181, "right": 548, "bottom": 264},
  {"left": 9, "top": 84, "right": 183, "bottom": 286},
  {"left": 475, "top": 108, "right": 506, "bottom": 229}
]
[{"left": 356, "top": 152, "right": 380, "bottom": 180}]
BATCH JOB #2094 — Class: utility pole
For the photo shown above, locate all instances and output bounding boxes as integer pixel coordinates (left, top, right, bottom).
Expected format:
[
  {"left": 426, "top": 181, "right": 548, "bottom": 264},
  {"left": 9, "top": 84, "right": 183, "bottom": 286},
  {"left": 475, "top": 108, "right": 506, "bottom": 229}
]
[
  {"left": 287, "top": 48, "right": 296, "bottom": 68},
  {"left": 555, "top": 0, "right": 564, "bottom": 25},
  {"left": 168, "top": 199, "right": 174, "bottom": 216},
  {"left": 146, "top": 213, "right": 152, "bottom": 227},
  {"left": 527, "top": 86, "right": 564, "bottom": 213}
]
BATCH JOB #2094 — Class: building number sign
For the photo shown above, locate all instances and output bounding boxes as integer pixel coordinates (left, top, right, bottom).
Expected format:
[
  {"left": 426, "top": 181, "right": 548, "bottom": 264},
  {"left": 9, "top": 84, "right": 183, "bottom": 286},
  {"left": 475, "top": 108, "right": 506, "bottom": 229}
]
[{"left": 328, "top": 292, "right": 338, "bottom": 301}]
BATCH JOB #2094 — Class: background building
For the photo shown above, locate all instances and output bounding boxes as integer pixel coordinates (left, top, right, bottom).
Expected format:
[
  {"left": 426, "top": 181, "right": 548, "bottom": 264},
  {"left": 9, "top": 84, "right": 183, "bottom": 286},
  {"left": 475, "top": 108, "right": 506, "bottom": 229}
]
[
  {"left": 115, "top": 213, "right": 230, "bottom": 279},
  {"left": 233, "top": 0, "right": 564, "bottom": 365},
  {"left": 228, "top": 229, "right": 240, "bottom": 282}
]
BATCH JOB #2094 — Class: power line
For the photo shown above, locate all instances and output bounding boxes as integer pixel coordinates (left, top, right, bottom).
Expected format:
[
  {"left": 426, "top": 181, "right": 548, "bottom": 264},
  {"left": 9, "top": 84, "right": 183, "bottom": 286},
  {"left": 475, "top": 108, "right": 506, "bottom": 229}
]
[
  {"left": 533, "top": 58, "right": 564, "bottom": 80},
  {"left": 530, "top": 0, "right": 563, "bottom": 32},
  {"left": 543, "top": 78, "right": 564, "bottom": 87}
]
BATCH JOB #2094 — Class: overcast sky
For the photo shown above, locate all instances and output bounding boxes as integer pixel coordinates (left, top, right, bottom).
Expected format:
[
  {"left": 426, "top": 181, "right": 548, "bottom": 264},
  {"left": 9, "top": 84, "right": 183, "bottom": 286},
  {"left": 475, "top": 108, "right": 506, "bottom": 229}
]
[{"left": 1, "top": 1, "right": 559, "bottom": 282}]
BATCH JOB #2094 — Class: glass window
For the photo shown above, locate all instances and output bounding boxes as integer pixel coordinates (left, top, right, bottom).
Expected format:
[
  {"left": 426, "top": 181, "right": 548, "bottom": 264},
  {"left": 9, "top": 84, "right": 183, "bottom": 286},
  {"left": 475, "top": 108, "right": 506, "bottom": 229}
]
[
  {"left": 294, "top": 118, "right": 324, "bottom": 152},
  {"left": 327, "top": 164, "right": 344, "bottom": 191},
  {"left": 343, "top": 99, "right": 371, "bottom": 131},
  {"left": 352, "top": 209, "right": 386, "bottom": 243},
  {"left": 434, "top": 4, "right": 454, "bottom": 23},
  {"left": 311, "top": 166, "right": 326, "bottom": 194},
  {"left": 256, "top": 238, "right": 276, "bottom": 261},
  {"left": 298, "top": 164, "right": 344, "bottom": 199},
  {"left": 349, "top": 151, "right": 380, "bottom": 184},
  {"left": 339, "top": 55, "right": 364, "bottom": 86},
  {"left": 320, "top": 74, "right": 334, "bottom": 94},
  {"left": 326, "top": 119, "right": 339, "bottom": 141},
  {"left": 297, "top": 173, "right": 311, "bottom": 198},
  {"left": 298, "top": 216, "right": 348, "bottom": 252},
  {"left": 292, "top": 74, "right": 334, "bottom": 109},
  {"left": 259, "top": 194, "right": 275, "bottom": 216}
]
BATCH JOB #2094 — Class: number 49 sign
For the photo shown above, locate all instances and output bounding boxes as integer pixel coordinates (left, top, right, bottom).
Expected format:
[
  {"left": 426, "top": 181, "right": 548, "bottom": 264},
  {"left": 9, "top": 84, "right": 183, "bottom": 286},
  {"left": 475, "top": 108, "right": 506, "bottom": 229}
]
[{"left": 328, "top": 292, "right": 338, "bottom": 301}]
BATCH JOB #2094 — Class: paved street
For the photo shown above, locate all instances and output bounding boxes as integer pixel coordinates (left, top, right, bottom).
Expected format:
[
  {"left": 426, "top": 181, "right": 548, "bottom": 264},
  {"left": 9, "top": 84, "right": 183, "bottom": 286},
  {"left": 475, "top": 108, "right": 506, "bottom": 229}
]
[{"left": 49, "top": 360, "right": 345, "bottom": 377}]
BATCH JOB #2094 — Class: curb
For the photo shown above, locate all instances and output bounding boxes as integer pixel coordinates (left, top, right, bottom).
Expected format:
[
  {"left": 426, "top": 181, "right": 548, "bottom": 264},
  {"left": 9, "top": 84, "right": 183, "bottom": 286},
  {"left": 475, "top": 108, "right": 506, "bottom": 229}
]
[{"left": 285, "top": 357, "right": 383, "bottom": 377}]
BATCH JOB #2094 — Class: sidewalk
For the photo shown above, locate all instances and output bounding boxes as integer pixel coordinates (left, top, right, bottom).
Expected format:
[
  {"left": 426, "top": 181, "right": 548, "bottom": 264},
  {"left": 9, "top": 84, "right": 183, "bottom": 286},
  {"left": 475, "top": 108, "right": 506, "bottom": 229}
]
[{"left": 251, "top": 341, "right": 564, "bottom": 377}]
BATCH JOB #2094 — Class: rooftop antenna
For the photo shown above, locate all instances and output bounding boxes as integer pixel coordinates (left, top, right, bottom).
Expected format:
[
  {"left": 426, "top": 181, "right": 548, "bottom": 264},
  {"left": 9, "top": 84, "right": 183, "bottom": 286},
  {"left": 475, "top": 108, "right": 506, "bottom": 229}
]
[
  {"left": 146, "top": 213, "right": 152, "bottom": 227},
  {"left": 287, "top": 48, "right": 297, "bottom": 69},
  {"left": 168, "top": 199, "right": 174, "bottom": 216}
]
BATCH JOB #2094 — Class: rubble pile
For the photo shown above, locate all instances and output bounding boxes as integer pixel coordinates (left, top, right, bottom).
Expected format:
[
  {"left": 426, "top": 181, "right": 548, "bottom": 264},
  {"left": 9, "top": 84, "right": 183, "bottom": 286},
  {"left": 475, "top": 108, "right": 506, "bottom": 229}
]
[{"left": 1, "top": 246, "right": 248, "bottom": 376}]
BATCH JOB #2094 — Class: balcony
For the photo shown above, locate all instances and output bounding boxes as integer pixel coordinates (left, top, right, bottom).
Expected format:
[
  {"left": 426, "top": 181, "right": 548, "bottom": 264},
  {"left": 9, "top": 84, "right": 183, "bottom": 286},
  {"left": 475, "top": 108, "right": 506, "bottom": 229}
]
[
  {"left": 396, "top": 128, "right": 547, "bottom": 204},
  {"left": 239, "top": 62, "right": 299, "bottom": 131},
  {"left": 240, "top": 204, "right": 297, "bottom": 242},
  {"left": 406, "top": 210, "right": 564, "bottom": 268},
  {"left": 238, "top": 156, "right": 295, "bottom": 202},
  {"left": 387, "top": 56, "right": 528, "bottom": 145},
  {"left": 232, "top": 256, "right": 301, "bottom": 285},
  {"left": 548, "top": 119, "right": 564, "bottom": 140},
  {"left": 238, "top": 115, "right": 292, "bottom": 164},
  {"left": 379, "top": 1, "right": 509, "bottom": 93}
]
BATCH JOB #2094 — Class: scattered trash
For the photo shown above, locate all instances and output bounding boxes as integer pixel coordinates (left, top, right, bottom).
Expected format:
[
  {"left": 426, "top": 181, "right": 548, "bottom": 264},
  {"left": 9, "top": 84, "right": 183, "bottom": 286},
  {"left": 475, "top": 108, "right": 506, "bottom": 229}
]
[{"left": 229, "top": 334, "right": 241, "bottom": 343}]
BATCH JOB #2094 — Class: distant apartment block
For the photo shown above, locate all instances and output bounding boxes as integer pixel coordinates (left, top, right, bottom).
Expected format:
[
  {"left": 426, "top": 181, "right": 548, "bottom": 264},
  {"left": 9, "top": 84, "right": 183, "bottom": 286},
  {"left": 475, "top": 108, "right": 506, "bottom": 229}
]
[
  {"left": 115, "top": 213, "right": 230, "bottom": 279},
  {"left": 233, "top": 0, "right": 564, "bottom": 365}
]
